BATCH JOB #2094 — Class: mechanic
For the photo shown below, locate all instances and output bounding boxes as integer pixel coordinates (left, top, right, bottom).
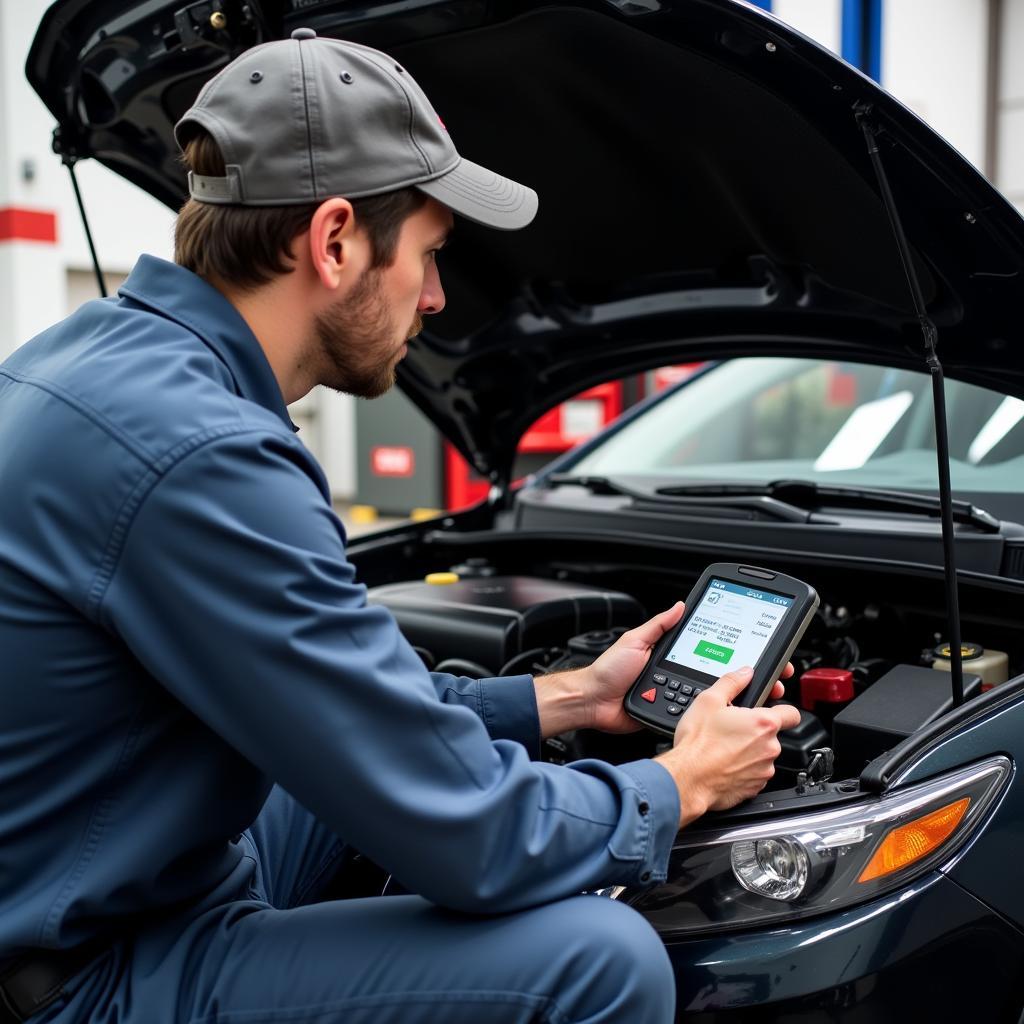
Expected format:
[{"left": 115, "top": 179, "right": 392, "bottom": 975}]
[{"left": 0, "top": 32, "right": 801, "bottom": 1024}]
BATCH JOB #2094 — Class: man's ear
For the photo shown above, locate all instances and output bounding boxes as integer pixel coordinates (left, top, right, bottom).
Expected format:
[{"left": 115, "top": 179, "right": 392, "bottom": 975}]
[{"left": 307, "top": 198, "right": 366, "bottom": 291}]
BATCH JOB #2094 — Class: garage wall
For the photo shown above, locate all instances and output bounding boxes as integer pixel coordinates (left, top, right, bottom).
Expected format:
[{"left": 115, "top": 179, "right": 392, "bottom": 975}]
[
  {"left": 882, "top": 0, "right": 990, "bottom": 172},
  {"left": 997, "top": 0, "right": 1024, "bottom": 213},
  {"left": 773, "top": 0, "right": 843, "bottom": 54}
]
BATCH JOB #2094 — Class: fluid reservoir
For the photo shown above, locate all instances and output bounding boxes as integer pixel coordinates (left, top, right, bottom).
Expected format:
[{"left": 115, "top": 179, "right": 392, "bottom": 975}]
[{"left": 932, "top": 642, "right": 1009, "bottom": 691}]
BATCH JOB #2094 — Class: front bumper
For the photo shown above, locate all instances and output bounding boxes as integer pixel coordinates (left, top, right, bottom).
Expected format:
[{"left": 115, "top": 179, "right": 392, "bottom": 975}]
[{"left": 646, "top": 872, "right": 1024, "bottom": 1021}]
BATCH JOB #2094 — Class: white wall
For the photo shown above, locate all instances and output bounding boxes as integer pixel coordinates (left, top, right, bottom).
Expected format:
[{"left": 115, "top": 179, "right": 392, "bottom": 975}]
[
  {"left": 772, "top": 0, "right": 842, "bottom": 54},
  {"left": 881, "top": 0, "right": 990, "bottom": 171},
  {"left": 0, "top": 0, "right": 66, "bottom": 353},
  {"left": 997, "top": 0, "right": 1024, "bottom": 213},
  {"left": 0, "top": 0, "right": 176, "bottom": 358},
  {"left": 1, "top": 2, "right": 176, "bottom": 277}
]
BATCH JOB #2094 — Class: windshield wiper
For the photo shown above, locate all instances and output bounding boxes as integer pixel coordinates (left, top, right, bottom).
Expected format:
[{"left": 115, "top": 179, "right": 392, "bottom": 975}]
[
  {"left": 655, "top": 479, "right": 1002, "bottom": 534},
  {"left": 546, "top": 474, "right": 637, "bottom": 497},
  {"left": 545, "top": 474, "right": 834, "bottom": 524}
]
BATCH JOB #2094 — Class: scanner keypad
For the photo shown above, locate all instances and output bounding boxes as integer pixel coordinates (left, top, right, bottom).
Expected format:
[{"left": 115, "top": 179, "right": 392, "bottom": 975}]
[{"left": 634, "top": 674, "right": 710, "bottom": 732}]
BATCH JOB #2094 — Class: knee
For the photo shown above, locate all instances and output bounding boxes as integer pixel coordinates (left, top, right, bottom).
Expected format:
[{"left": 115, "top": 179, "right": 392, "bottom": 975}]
[
  {"left": 549, "top": 896, "right": 675, "bottom": 1023},
  {"left": 579, "top": 896, "right": 673, "bottom": 985}
]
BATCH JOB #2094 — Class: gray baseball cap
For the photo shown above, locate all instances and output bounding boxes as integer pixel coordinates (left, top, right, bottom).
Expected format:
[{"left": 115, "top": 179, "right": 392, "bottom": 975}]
[{"left": 174, "top": 28, "right": 538, "bottom": 231}]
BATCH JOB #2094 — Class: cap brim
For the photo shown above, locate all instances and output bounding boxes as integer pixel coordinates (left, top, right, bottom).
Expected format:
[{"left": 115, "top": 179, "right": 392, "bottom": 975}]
[{"left": 415, "top": 158, "right": 538, "bottom": 231}]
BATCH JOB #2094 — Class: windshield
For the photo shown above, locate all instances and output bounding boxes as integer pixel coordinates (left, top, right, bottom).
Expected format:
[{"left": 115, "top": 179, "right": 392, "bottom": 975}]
[{"left": 570, "top": 358, "right": 1024, "bottom": 494}]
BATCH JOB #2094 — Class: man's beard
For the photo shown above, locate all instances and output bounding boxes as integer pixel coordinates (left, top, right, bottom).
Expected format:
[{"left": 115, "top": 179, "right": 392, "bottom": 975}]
[{"left": 313, "top": 269, "right": 422, "bottom": 399}]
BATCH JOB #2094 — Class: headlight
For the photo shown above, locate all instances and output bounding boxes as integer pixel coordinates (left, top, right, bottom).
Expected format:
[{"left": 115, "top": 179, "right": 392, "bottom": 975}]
[
  {"left": 620, "top": 756, "right": 1009, "bottom": 937},
  {"left": 730, "top": 836, "right": 810, "bottom": 900}
]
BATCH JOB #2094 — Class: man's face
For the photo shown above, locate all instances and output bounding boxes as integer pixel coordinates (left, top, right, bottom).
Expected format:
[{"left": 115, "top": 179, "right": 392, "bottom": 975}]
[{"left": 314, "top": 197, "right": 451, "bottom": 398}]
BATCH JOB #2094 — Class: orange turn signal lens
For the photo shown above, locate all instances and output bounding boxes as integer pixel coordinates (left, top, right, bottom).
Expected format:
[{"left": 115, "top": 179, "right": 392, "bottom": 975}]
[{"left": 858, "top": 797, "right": 971, "bottom": 883}]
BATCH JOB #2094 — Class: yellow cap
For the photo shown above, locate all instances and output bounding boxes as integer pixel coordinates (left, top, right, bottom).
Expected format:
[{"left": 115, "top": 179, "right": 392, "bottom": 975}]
[{"left": 425, "top": 572, "right": 460, "bottom": 585}]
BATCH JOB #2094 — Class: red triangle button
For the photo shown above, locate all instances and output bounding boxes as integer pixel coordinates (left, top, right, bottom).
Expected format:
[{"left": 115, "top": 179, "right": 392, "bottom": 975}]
[{"left": 641, "top": 687, "right": 657, "bottom": 703}]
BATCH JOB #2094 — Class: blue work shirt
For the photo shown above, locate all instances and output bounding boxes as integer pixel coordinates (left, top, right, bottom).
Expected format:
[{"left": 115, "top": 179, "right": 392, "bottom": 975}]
[{"left": 0, "top": 256, "right": 679, "bottom": 955}]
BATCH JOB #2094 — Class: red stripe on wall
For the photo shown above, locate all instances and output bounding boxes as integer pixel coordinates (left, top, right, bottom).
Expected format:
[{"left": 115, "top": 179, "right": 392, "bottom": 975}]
[{"left": 0, "top": 207, "right": 58, "bottom": 243}]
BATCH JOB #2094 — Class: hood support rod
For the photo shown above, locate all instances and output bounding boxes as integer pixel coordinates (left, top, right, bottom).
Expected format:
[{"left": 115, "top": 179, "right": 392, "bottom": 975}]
[
  {"left": 52, "top": 129, "right": 107, "bottom": 299},
  {"left": 64, "top": 159, "right": 107, "bottom": 299},
  {"left": 856, "top": 107, "right": 964, "bottom": 708}
]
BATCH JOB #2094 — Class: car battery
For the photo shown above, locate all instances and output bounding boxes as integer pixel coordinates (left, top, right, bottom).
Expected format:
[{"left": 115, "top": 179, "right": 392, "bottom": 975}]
[
  {"left": 832, "top": 664, "right": 982, "bottom": 776},
  {"left": 367, "top": 576, "right": 643, "bottom": 676}
]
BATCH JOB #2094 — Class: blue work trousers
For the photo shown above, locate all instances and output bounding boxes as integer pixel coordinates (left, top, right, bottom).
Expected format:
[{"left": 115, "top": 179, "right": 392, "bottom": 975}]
[{"left": 41, "top": 787, "right": 676, "bottom": 1023}]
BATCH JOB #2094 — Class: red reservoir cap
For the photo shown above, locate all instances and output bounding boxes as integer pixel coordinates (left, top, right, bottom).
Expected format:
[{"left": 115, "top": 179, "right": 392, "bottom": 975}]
[{"left": 800, "top": 667, "right": 855, "bottom": 711}]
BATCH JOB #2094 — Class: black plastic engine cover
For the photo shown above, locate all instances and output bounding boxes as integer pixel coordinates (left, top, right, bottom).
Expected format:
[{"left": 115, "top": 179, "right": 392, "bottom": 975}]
[
  {"left": 832, "top": 664, "right": 982, "bottom": 776},
  {"left": 367, "top": 576, "right": 643, "bottom": 676}
]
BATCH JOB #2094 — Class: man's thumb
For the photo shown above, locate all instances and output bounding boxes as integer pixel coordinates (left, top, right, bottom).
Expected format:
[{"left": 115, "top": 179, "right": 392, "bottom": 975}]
[
  {"left": 626, "top": 601, "right": 685, "bottom": 650},
  {"left": 709, "top": 665, "right": 755, "bottom": 704}
]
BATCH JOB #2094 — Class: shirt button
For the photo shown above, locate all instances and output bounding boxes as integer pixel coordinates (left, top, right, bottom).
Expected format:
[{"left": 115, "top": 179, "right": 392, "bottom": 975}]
[
  {"left": 638, "top": 801, "right": 650, "bottom": 816},
  {"left": 640, "top": 871, "right": 651, "bottom": 882}
]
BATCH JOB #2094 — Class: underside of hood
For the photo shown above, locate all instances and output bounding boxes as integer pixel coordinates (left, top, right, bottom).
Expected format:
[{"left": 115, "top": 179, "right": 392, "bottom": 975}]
[{"left": 27, "top": 0, "right": 1024, "bottom": 485}]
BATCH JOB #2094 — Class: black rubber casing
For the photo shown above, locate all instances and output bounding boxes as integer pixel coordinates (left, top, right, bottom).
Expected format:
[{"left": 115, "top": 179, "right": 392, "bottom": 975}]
[{"left": 624, "top": 563, "right": 819, "bottom": 736}]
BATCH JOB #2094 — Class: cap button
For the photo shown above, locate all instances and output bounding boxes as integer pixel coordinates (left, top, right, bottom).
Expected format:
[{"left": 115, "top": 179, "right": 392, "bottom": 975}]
[{"left": 291, "top": 27, "right": 317, "bottom": 40}]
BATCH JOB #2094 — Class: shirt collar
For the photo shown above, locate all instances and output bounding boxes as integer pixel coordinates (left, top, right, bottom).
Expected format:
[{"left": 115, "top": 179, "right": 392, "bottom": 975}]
[{"left": 118, "top": 255, "right": 296, "bottom": 430}]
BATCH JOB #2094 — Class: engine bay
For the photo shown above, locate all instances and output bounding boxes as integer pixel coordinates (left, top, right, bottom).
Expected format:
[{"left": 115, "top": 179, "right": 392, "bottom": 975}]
[{"left": 366, "top": 550, "right": 1022, "bottom": 796}]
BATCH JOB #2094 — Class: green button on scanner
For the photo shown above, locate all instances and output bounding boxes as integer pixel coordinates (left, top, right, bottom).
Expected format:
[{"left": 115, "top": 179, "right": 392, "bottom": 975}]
[{"left": 694, "top": 640, "right": 734, "bottom": 664}]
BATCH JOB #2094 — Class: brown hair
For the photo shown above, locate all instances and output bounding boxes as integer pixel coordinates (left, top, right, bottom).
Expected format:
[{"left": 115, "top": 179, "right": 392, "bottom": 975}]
[{"left": 174, "top": 128, "right": 427, "bottom": 290}]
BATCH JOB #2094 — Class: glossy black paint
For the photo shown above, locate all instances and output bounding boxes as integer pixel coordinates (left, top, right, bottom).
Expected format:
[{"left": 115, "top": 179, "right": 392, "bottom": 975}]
[
  {"left": 889, "top": 686, "right": 1024, "bottom": 934},
  {"left": 662, "top": 873, "right": 1024, "bottom": 1020}
]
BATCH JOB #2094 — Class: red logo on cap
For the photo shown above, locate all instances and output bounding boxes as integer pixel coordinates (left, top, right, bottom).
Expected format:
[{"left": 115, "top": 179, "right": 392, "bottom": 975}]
[{"left": 438, "top": 115, "right": 447, "bottom": 132}]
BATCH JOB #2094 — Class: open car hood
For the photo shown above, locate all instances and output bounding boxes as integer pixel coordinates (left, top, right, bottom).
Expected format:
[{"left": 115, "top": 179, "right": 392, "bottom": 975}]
[{"left": 27, "top": 0, "right": 1024, "bottom": 486}]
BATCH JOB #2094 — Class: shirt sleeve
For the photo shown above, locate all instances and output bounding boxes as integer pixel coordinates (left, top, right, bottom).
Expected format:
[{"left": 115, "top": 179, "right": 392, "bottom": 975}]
[
  {"left": 99, "top": 428, "right": 679, "bottom": 913},
  {"left": 429, "top": 671, "right": 541, "bottom": 756}
]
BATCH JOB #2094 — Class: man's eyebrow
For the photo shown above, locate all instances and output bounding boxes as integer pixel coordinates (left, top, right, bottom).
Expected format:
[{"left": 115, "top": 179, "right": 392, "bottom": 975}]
[{"left": 428, "top": 229, "right": 452, "bottom": 249}]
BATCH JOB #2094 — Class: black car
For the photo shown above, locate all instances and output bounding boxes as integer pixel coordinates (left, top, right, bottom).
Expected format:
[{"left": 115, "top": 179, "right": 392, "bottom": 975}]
[{"left": 27, "top": 0, "right": 1024, "bottom": 1019}]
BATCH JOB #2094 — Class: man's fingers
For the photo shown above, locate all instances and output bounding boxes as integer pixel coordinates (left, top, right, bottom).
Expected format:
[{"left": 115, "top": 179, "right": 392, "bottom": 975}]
[
  {"left": 710, "top": 669, "right": 793, "bottom": 706},
  {"left": 708, "top": 665, "right": 754, "bottom": 704},
  {"left": 626, "top": 601, "right": 685, "bottom": 649},
  {"left": 764, "top": 702, "right": 802, "bottom": 731}
]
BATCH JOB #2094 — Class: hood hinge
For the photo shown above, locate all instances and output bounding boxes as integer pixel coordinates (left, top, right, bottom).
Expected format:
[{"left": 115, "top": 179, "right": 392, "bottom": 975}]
[{"left": 486, "top": 466, "right": 515, "bottom": 511}]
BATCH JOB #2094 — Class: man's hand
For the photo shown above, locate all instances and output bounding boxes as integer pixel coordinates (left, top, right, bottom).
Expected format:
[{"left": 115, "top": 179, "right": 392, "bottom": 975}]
[
  {"left": 583, "top": 602, "right": 687, "bottom": 734},
  {"left": 533, "top": 602, "right": 790, "bottom": 738},
  {"left": 655, "top": 666, "right": 803, "bottom": 827},
  {"left": 534, "top": 603, "right": 685, "bottom": 738}
]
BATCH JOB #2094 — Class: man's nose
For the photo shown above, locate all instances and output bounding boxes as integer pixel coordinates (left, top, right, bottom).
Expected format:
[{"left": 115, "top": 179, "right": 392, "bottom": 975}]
[{"left": 418, "top": 263, "right": 446, "bottom": 315}]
